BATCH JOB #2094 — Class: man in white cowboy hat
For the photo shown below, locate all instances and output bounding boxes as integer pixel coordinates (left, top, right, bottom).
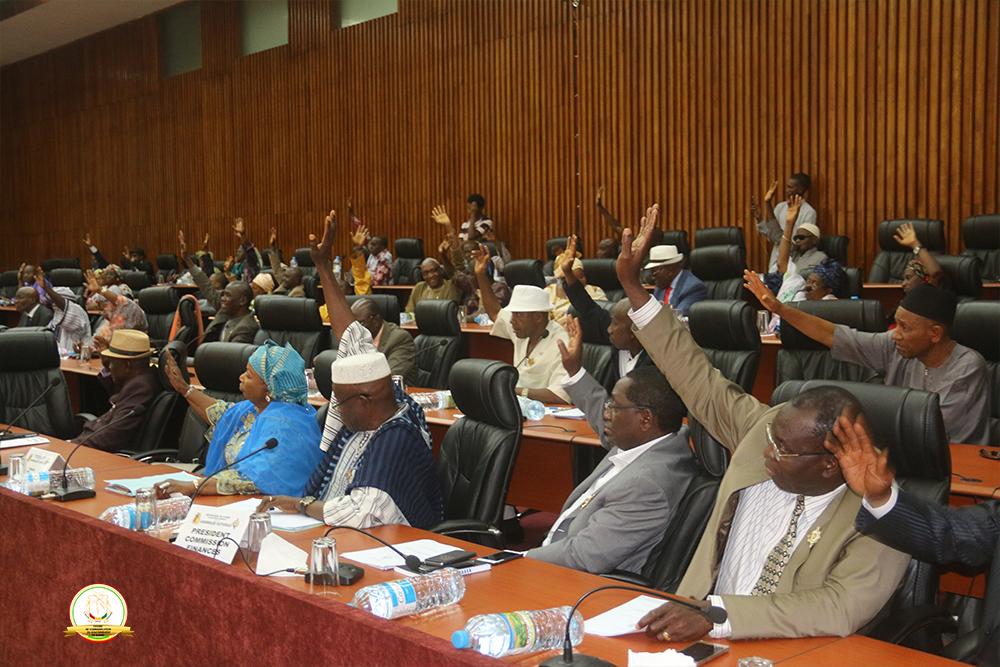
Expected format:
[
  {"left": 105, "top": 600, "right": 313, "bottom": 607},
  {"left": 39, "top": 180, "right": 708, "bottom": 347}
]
[
  {"left": 473, "top": 246, "right": 572, "bottom": 404},
  {"left": 645, "top": 244, "right": 707, "bottom": 317},
  {"left": 73, "top": 329, "right": 158, "bottom": 452}
]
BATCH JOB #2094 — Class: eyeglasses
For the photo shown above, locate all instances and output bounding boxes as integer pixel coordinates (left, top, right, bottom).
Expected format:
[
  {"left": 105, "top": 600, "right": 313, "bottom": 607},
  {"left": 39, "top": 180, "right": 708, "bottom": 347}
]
[
  {"left": 603, "top": 399, "right": 654, "bottom": 416},
  {"left": 792, "top": 235, "right": 810, "bottom": 242},
  {"left": 765, "top": 423, "right": 832, "bottom": 461}
]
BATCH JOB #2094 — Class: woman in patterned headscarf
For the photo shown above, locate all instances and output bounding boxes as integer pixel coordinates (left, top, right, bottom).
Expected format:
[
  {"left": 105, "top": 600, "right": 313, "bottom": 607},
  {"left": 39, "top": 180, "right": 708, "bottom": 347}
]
[{"left": 159, "top": 340, "right": 323, "bottom": 497}]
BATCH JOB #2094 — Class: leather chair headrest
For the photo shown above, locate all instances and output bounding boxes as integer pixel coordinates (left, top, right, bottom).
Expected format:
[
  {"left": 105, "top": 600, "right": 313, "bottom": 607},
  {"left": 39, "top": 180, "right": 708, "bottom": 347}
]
[
  {"left": 877, "top": 219, "right": 945, "bottom": 252},
  {"left": 123, "top": 271, "right": 152, "bottom": 291},
  {"left": 503, "top": 259, "right": 546, "bottom": 289},
  {"left": 962, "top": 214, "right": 1000, "bottom": 249},
  {"left": 159, "top": 340, "right": 190, "bottom": 391},
  {"left": 194, "top": 342, "right": 257, "bottom": 394},
  {"left": 547, "top": 236, "right": 579, "bottom": 260},
  {"left": 935, "top": 255, "right": 983, "bottom": 298},
  {"left": 689, "top": 245, "right": 745, "bottom": 281},
  {"left": 695, "top": 226, "right": 745, "bottom": 249},
  {"left": 346, "top": 294, "right": 400, "bottom": 325},
  {"left": 394, "top": 238, "right": 425, "bottom": 260},
  {"left": 449, "top": 359, "right": 521, "bottom": 429},
  {"left": 689, "top": 300, "right": 760, "bottom": 351},
  {"left": 772, "top": 380, "right": 949, "bottom": 484},
  {"left": 138, "top": 286, "right": 180, "bottom": 315},
  {"left": 254, "top": 295, "right": 323, "bottom": 331},
  {"left": 0, "top": 329, "right": 61, "bottom": 371},
  {"left": 41, "top": 257, "right": 81, "bottom": 271},
  {"left": 156, "top": 254, "right": 179, "bottom": 271},
  {"left": 312, "top": 349, "right": 337, "bottom": 400},
  {"left": 0, "top": 271, "right": 17, "bottom": 287},
  {"left": 580, "top": 259, "right": 621, "bottom": 293},
  {"left": 779, "top": 299, "right": 885, "bottom": 350},
  {"left": 818, "top": 235, "right": 849, "bottom": 264},
  {"left": 415, "top": 299, "right": 460, "bottom": 336},
  {"left": 293, "top": 248, "right": 314, "bottom": 267},
  {"left": 49, "top": 268, "right": 84, "bottom": 287},
  {"left": 661, "top": 230, "right": 691, "bottom": 257},
  {"left": 953, "top": 301, "right": 1000, "bottom": 362}
]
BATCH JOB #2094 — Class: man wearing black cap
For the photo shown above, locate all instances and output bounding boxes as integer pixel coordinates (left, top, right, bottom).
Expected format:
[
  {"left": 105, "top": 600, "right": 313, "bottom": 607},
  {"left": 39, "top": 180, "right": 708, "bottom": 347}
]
[{"left": 746, "top": 274, "right": 991, "bottom": 444}]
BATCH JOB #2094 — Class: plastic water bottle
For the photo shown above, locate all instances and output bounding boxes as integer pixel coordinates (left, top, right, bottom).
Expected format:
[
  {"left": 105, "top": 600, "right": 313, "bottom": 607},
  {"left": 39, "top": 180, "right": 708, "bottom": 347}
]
[
  {"left": 474, "top": 312, "right": 493, "bottom": 327},
  {"left": 21, "top": 471, "right": 51, "bottom": 496},
  {"left": 452, "top": 606, "right": 584, "bottom": 658},
  {"left": 99, "top": 496, "right": 192, "bottom": 530},
  {"left": 517, "top": 395, "right": 546, "bottom": 421},
  {"left": 290, "top": 256, "right": 298, "bottom": 268},
  {"left": 333, "top": 256, "right": 342, "bottom": 280},
  {"left": 351, "top": 568, "right": 465, "bottom": 620}
]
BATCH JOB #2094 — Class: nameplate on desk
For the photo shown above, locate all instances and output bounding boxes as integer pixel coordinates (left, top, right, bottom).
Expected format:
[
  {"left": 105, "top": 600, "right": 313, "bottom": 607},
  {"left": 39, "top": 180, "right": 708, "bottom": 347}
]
[
  {"left": 23, "top": 447, "right": 66, "bottom": 474},
  {"left": 0, "top": 435, "right": 49, "bottom": 449},
  {"left": 174, "top": 505, "right": 251, "bottom": 564}
]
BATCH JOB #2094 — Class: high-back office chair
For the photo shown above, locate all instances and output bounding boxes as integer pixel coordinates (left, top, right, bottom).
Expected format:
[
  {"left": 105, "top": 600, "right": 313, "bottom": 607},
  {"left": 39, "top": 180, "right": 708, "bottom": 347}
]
[
  {"left": 0, "top": 271, "right": 18, "bottom": 299},
  {"left": 695, "top": 226, "right": 746, "bottom": 251},
  {"left": 868, "top": 219, "right": 946, "bottom": 283},
  {"left": 41, "top": 257, "right": 81, "bottom": 272},
  {"left": 689, "top": 246, "right": 746, "bottom": 300},
  {"left": 503, "top": 259, "right": 547, "bottom": 289},
  {"left": 581, "top": 258, "right": 623, "bottom": 302},
  {"left": 113, "top": 341, "right": 187, "bottom": 456},
  {"left": 412, "top": 300, "right": 464, "bottom": 389},
  {"left": 312, "top": 349, "right": 336, "bottom": 427},
  {"left": 818, "top": 234, "right": 849, "bottom": 265},
  {"left": 935, "top": 255, "right": 983, "bottom": 301},
  {"left": 432, "top": 359, "right": 522, "bottom": 547},
  {"left": 155, "top": 254, "right": 179, "bottom": 283},
  {"left": 137, "top": 286, "right": 181, "bottom": 349},
  {"left": 253, "top": 295, "right": 328, "bottom": 365},
  {"left": 122, "top": 270, "right": 152, "bottom": 293},
  {"left": 345, "top": 294, "right": 401, "bottom": 325},
  {"left": 0, "top": 329, "right": 77, "bottom": 439},
  {"left": 292, "top": 248, "right": 316, "bottom": 278},
  {"left": 661, "top": 230, "right": 691, "bottom": 260},
  {"left": 961, "top": 214, "right": 1000, "bottom": 281},
  {"left": 49, "top": 268, "right": 86, "bottom": 298},
  {"left": 544, "top": 237, "right": 581, "bottom": 277},
  {"left": 952, "top": 300, "right": 1000, "bottom": 443},
  {"left": 776, "top": 299, "right": 886, "bottom": 386},
  {"left": 840, "top": 267, "right": 863, "bottom": 298},
  {"left": 392, "top": 238, "right": 425, "bottom": 286}
]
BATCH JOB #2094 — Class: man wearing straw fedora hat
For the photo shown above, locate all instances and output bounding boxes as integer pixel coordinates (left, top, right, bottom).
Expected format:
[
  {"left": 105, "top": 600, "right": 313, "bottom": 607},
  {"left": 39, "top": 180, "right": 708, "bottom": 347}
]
[
  {"left": 73, "top": 329, "right": 158, "bottom": 452},
  {"left": 645, "top": 244, "right": 707, "bottom": 317}
]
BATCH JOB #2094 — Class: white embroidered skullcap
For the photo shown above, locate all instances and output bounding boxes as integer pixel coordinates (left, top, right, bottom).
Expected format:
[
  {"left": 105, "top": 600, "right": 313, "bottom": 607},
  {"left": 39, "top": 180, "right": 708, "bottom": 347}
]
[{"left": 330, "top": 352, "right": 391, "bottom": 384}]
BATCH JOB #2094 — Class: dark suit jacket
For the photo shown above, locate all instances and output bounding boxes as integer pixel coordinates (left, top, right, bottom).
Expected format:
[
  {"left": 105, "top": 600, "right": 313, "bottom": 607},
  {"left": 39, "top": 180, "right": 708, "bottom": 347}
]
[
  {"left": 19, "top": 305, "right": 54, "bottom": 328},
  {"left": 652, "top": 269, "right": 708, "bottom": 316},
  {"left": 564, "top": 278, "right": 614, "bottom": 345},
  {"left": 204, "top": 311, "right": 259, "bottom": 344},
  {"left": 76, "top": 369, "right": 160, "bottom": 452},
  {"left": 857, "top": 491, "right": 1000, "bottom": 666},
  {"left": 378, "top": 321, "right": 418, "bottom": 386}
]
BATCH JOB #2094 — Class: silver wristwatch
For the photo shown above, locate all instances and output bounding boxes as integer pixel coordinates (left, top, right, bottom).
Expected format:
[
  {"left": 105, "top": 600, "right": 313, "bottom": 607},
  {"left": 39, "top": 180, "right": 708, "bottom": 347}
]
[{"left": 298, "top": 496, "right": 317, "bottom": 514}]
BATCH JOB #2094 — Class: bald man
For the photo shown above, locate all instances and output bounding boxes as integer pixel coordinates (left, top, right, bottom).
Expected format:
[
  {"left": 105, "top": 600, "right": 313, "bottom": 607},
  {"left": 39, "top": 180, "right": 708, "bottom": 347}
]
[
  {"left": 351, "top": 297, "right": 418, "bottom": 385},
  {"left": 404, "top": 258, "right": 461, "bottom": 315},
  {"left": 15, "top": 287, "right": 53, "bottom": 328}
]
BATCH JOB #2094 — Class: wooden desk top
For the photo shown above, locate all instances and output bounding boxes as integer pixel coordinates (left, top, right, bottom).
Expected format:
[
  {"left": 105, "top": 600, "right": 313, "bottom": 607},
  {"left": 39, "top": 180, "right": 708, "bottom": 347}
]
[
  {"left": 950, "top": 444, "right": 1000, "bottom": 499},
  {"left": 0, "top": 426, "right": 956, "bottom": 665}
]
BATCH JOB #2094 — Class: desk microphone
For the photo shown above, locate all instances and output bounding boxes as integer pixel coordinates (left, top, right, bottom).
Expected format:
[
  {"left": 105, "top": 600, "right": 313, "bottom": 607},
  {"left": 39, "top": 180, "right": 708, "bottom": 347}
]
[
  {"left": 539, "top": 584, "right": 728, "bottom": 667},
  {"left": 0, "top": 377, "right": 61, "bottom": 442},
  {"left": 54, "top": 406, "right": 141, "bottom": 501},
  {"left": 322, "top": 524, "right": 424, "bottom": 572},
  {"left": 185, "top": 437, "right": 279, "bottom": 510}
]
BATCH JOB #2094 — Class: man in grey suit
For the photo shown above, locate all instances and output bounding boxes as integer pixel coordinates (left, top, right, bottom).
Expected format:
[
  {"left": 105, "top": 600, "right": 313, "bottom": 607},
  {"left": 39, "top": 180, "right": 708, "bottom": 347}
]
[
  {"left": 526, "top": 349, "right": 698, "bottom": 575},
  {"left": 351, "top": 297, "right": 418, "bottom": 386},
  {"left": 203, "top": 282, "right": 259, "bottom": 344}
]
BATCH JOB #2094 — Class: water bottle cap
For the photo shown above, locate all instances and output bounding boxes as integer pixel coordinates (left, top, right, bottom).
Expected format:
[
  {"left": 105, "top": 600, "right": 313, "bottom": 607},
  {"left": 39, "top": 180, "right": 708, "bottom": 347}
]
[{"left": 451, "top": 630, "right": 470, "bottom": 649}]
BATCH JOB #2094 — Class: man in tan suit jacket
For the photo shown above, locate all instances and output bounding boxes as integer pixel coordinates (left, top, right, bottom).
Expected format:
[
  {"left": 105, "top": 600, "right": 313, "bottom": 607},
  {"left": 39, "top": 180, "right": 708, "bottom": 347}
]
[{"left": 618, "top": 206, "right": 910, "bottom": 642}]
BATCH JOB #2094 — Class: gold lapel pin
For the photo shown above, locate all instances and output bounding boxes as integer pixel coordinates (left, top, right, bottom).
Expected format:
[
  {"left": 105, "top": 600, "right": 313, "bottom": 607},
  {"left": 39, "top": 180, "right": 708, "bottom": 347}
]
[{"left": 807, "top": 527, "right": 822, "bottom": 547}]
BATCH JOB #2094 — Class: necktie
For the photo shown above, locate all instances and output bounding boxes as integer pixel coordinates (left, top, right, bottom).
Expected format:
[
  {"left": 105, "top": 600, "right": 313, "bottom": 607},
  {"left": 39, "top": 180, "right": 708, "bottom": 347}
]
[
  {"left": 751, "top": 494, "right": 805, "bottom": 595},
  {"left": 663, "top": 287, "right": 672, "bottom": 305}
]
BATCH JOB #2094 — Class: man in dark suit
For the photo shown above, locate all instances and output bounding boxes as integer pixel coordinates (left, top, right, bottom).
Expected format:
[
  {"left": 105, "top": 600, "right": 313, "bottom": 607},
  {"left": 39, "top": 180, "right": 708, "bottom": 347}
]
[
  {"left": 350, "top": 297, "right": 418, "bottom": 387},
  {"left": 203, "top": 281, "right": 259, "bottom": 344},
  {"left": 825, "top": 410, "right": 999, "bottom": 666},
  {"left": 647, "top": 244, "right": 707, "bottom": 317},
  {"left": 15, "top": 287, "right": 53, "bottom": 327}
]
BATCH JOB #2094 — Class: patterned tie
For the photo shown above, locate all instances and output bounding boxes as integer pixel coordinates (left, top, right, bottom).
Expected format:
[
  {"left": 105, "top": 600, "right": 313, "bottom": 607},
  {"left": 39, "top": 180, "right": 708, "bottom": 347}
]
[{"left": 751, "top": 494, "right": 805, "bottom": 596}]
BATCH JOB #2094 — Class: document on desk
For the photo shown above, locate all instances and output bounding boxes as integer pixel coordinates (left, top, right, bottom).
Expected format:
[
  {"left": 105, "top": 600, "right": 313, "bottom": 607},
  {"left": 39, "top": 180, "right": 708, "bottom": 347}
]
[
  {"left": 341, "top": 538, "right": 457, "bottom": 570},
  {"left": 0, "top": 435, "right": 48, "bottom": 449},
  {"left": 549, "top": 407, "right": 586, "bottom": 419},
  {"left": 255, "top": 533, "right": 307, "bottom": 577},
  {"left": 268, "top": 511, "right": 324, "bottom": 532},
  {"left": 585, "top": 595, "right": 666, "bottom": 637},
  {"left": 105, "top": 471, "right": 201, "bottom": 496}
]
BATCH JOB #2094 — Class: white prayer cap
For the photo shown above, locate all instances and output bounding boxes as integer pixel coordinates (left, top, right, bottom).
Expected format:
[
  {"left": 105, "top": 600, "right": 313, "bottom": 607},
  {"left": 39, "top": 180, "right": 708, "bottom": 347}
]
[
  {"left": 507, "top": 284, "right": 551, "bottom": 313},
  {"left": 797, "top": 223, "right": 821, "bottom": 239},
  {"left": 330, "top": 352, "right": 391, "bottom": 384}
]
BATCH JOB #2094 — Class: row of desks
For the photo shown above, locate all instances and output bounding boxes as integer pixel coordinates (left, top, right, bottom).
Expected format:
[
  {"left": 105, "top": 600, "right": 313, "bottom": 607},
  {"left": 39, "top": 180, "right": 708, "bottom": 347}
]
[{"left": 0, "top": 429, "right": 964, "bottom": 665}]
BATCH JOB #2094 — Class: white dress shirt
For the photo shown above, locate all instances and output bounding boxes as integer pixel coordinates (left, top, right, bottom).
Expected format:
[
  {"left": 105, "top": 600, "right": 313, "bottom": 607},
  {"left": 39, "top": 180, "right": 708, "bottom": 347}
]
[{"left": 491, "top": 309, "right": 571, "bottom": 402}]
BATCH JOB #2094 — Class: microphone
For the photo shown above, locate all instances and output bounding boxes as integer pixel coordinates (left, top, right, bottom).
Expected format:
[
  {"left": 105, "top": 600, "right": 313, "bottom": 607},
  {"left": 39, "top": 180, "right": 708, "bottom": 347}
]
[
  {"left": 0, "top": 377, "right": 61, "bottom": 442},
  {"left": 186, "top": 437, "right": 279, "bottom": 510},
  {"left": 322, "top": 524, "right": 424, "bottom": 572},
  {"left": 304, "top": 524, "right": 426, "bottom": 586},
  {"left": 539, "top": 584, "right": 728, "bottom": 667},
  {"left": 53, "top": 406, "right": 142, "bottom": 501}
]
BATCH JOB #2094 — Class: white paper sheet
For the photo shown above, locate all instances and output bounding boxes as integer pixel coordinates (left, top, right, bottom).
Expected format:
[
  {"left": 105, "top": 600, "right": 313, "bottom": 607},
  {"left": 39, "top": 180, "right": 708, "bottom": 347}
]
[
  {"left": 105, "top": 471, "right": 201, "bottom": 496},
  {"left": 585, "top": 595, "right": 667, "bottom": 637},
  {"left": 268, "top": 511, "right": 324, "bottom": 532},
  {"left": 255, "top": 532, "right": 308, "bottom": 577},
  {"left": 0, "top": 435, "right": 49, "bottom": 449},
  {"left": 341, "top": 538, "right": 457, "bottom": 570},
  {"left": 549, "top": 407, "right": 586, "bottom": 419}
]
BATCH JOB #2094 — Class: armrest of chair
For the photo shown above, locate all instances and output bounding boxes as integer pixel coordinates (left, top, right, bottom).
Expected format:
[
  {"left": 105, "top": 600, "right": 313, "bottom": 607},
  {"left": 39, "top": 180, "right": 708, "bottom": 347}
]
[
  {"left": 75, "top": 412, "right": 98, "bottom": 423},
  {"left": 870, "top": 603, "right": 957, "bottom": 645},
  {"left": 600, "top": 570, "right": 654, "bottom": 588},
  {"left": 430, "top": 519, "right": 506, "bottom": 548},
  {"left": 128, "top": 448, "right": 182, "bottom": 463}
]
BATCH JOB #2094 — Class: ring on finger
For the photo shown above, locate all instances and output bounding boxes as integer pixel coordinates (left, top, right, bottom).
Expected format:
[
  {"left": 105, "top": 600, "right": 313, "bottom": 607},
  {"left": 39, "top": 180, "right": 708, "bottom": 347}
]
[{"left": 659, "top": 630, "right": 671, "bottom": 641}]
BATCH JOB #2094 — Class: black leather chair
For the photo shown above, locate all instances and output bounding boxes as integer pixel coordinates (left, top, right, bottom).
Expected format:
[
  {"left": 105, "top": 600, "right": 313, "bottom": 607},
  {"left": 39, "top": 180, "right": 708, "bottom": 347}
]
[
  {"left": 432, "top": 359, "right": 522, "bottom": 547},
  {"left": 695, "top": 226, "right": 746, "bottom": 251},
  {"left": 868, "top": 219, "right": 946, "bottom": 282},
  {"left": 546, "top": 236, "right": 578, "bottom": 260},
  {"left": 580, "top": 343, "right": 615, "bottom": 391},
  {"left": 116, "top": 341, "right": 188, "bottom": 455},
  {"left": 841, "top": 267, "right": 863, "bottom": 298},
  {"left": 122, "top": 270, "right": 152, "bottom": 293},
  {"left": 302, "top": 274, "right": 320, "bottom": 301},
  {"left": 935, "top": 254, "right": 983, "bottom": 301},
  {"left": 155, "top": 254, "right": 179, "bottom": 283},
  {"left": 819, "top": 234, "right": 849, "bottom": 264},
  {"left": 132, "top": 342, "right": 256, "bottom": 466},
  {"left": 253, "top": 295, "right": 328, "bottom": 365},
  {"left": 961, "top": 214, "right": 1000, "bottom": 281},
  {"left": 503, "top": 259, "right": 547, "bottom": 289},
  {"left": 41, "top": 257, "right": 81, "bottom": 272},
  {"left": 689, "top": 246, "right": 746, "bottom": 299},
  {"left": 0, "top": 270, "right": 17, "bottom": 299},
  {"left": 345, "top": 294, "right": 401, "bottom": 325},
  {"left": 137, "top": 286, "right": 181, "bottom": 349},
  {"left": 0, "top": 329, "right": 77, "bottom": 439},
  {"left": 776, "top": 299, "right": 885, "bottom": 385},
  {"left": 392, "top": 238, "right": 425, "bottom": 286},
  {"left": 661, "top": 230, "right": 691, "bottom": 259},
  {"left": 953, "top": 300, "right": 1000, "bottom": 444},
  {"left": 292, "top": 248, "right": 316, "bottom": 278},
  {"left": 412, "top": 300, "right": 464, "bottom": 389},
  {"left": 311, "top": 349, "right": 336, "bottom": 426},
  {"left": 581, "top": 259, "right": 623, "bottom": 302},
  {"left": 49, "top": 268, "right": 85, "bottom": 298},
  {"left": 771, "top": 380, "right": 950, "bottom": 648}
]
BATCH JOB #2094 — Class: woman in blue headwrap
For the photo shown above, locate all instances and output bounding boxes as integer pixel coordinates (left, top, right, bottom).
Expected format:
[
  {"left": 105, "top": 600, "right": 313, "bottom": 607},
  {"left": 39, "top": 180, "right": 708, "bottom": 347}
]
[{"left": 160, "top": 341, "right": 323, "bottom": 497}]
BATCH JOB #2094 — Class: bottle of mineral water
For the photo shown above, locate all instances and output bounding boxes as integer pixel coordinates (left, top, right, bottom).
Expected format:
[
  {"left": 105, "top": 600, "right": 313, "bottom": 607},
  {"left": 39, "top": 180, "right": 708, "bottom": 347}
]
[
  {"left": 516, "top": 395, "right": 546, "bottom": 421},
  {"left": 351, "top": 568, "right": 465, "bottom": 620},
  {"left": 99, "top": 496, "right": 193, "bottom": 530},
  {"left": 451, "top": 606, "right": 584, "bottom": 658},
  {"left": 333, "top": 256, "right": 342, "bottom": 280}
]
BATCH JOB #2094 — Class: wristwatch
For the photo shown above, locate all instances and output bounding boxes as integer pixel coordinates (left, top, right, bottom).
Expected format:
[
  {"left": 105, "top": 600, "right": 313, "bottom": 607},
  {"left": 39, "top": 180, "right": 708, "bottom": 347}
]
[
  {"left": 912, "top": 245, "right": 922, "bottom": 254},
  {"left": 298, "top": 496, "right": 317, "bottom": 515}
]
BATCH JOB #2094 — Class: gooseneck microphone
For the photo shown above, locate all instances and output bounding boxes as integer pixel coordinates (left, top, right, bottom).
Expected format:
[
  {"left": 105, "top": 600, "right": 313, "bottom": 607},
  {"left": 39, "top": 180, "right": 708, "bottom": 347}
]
[
  {"left": 185, "top": 437, "right": 279, "bottom": 510},
  {"left": 323, "top": 524, "right": 424, "bottom": 572},
  {"left": 539, "top": 584, "right": 728, "bottom": 667},
  {"left": 0, "top": 377, "right": 61, "bottom": 442},
  {"left": 53, "top": 406, "right": 142, "bottom": 501}
]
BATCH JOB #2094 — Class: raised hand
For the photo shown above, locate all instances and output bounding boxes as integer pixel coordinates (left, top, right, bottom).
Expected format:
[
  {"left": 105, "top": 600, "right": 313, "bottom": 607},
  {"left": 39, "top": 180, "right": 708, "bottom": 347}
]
[
  {"left": 472, "top": 242, "right": 491, "bottom": 276},
  {"left": 596, "top": 185, "right": 606, "bottom": 207},
  {"left": 223, "top": 256, "right": 235, "bottom": 273},
  {"left": 785, "top": 194, "right": 803, "bottom": 228},
  {"left": 83, "top": 233, "right": 92, "bottom": 246},
  {"left": 178, "top": 229, "right": 187, "bottom": 256},
  {"left": 202, "top": 233, "right": 210, "bottom": 249},
  {"left": 616, "top": 203, "right": 660, "bottom": 287},
  {"left": 84, "top": 269, "right": 101, "bottom": 294},
  {"left": 743, "top": 269, "right": 781, "bottom": 313},
  {"left": 122, "top": 245, "right": 131, "bottom": 258},
  {"left": 162, "top": 352, "right": 190, "bottom": 395},
  {"left": 309, "top": 210, "right": 337, "bottom": 267},
  {"left": 893, "top": 222, "right": 919, "bottom": 249},
  {"left": 763, "top": 179, "right": 779, "bottom": 205},
  {"left": 269, "top": 226, "right": 278, "bottom": 247},
  {"left": 560, "top": 234, "right": 579, "bottom": 278},
  {"left": 430, "top": 204, "right": 452, "bottom": 227},
  {"left": 438, "top": 238, "right": 452, "bottom": 255},
  {"left": 824, "top": 413, "right": 894, "bottom": 506},
  {"left": 750, "top": 194, "right": 760, "bottom": 221},
  {"left": 33, "top": 266, "right": 45, "bottom": 286},
  {"left": 351, "top": 224, "right": 369, "bottom": 247},
  {"left": 232, "top": 217, "right": 245, "bottom": 237},
  {"left": 556, "top": 315, "right": 584, "bottom": 376}
]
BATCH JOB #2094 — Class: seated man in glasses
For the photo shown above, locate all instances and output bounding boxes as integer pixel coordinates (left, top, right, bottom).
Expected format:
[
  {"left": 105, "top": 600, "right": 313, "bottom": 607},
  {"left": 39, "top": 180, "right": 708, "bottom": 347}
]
[{"left": 617, "top": 204, "right": 909, "bottom": 643}]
